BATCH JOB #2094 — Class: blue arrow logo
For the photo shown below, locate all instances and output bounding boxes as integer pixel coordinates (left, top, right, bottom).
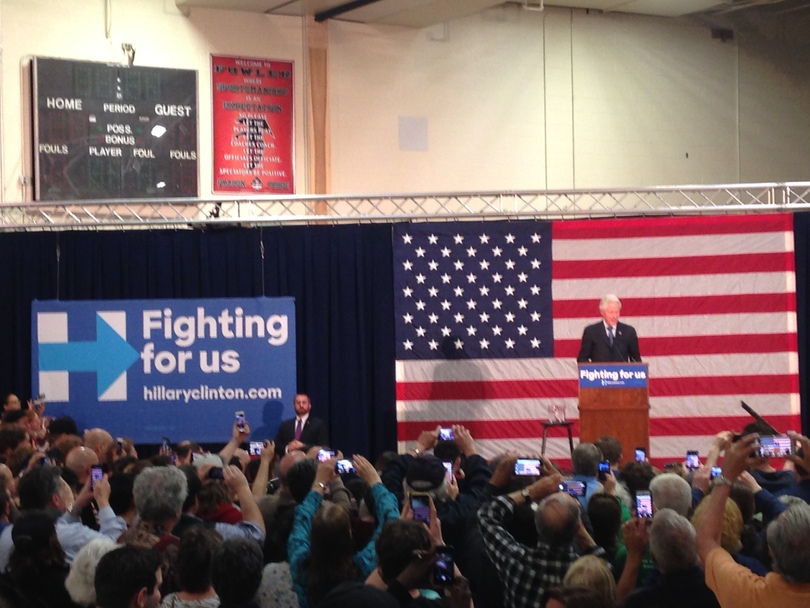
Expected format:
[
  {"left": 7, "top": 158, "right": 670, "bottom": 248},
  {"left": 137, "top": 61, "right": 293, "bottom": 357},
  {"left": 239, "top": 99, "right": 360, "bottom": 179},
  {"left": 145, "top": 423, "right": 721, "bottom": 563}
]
[{"left": 39, "top": 314, "right": 140, "bottom": 397}]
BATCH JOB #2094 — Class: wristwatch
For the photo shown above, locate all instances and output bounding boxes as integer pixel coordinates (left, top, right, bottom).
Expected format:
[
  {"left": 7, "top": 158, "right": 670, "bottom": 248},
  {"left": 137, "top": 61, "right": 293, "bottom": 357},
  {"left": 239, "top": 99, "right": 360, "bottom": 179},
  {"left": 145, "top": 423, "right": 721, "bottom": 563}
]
[
  {"left": 712, "top": 474, "right": 732, "bottom": 487},
  {"left": 520, "top": 487, "right": 532, "bottom": 504}
]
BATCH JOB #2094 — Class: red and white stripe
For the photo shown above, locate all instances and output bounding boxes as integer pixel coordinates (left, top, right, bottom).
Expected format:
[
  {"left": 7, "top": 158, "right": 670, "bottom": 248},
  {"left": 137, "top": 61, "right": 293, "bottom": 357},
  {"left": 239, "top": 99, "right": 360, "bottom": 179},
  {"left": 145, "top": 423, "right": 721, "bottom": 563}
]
[{"left": 396, "top": 213, "right": 800, "bottom": 468}]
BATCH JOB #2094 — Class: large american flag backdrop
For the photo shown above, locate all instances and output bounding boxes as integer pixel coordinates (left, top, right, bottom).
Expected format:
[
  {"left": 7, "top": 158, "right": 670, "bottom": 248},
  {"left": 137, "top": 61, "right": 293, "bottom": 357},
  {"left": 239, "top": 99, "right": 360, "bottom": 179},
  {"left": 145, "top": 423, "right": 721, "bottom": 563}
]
[{"left": 393, "top": 213, "right": 800, "bottom": 467}]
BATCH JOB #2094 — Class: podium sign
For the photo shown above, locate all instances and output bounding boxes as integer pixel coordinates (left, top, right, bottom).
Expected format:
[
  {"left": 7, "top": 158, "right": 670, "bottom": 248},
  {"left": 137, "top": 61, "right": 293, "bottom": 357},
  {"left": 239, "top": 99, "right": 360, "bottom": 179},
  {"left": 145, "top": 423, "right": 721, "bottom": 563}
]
[
  {"left": 578, "top": 363, "right": 650, "bottom": 456},
  {"left": 579, "top": 364, "right": 648, "bottom": 389}
]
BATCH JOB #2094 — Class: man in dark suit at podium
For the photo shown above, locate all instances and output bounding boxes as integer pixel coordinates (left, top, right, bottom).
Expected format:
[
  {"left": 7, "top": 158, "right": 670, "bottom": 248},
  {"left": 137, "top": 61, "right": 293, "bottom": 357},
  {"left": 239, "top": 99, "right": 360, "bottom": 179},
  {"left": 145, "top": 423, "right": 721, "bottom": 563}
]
[
  {"left": 274, "top": 393, "right": 330, "bottom": 457},
  {"left": 577, "top": 294, "right": 642, "bottom": 363}
]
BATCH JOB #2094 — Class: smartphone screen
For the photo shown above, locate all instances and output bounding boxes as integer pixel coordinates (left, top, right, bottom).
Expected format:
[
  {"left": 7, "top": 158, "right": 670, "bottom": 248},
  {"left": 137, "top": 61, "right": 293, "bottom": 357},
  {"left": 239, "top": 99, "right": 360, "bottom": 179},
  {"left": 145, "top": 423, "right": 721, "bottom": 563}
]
[
  {"left": 90, "top": 465, "right": 104, "bottom": 489},
  {"left": 635, "top": 448, "right": 647, "bottom": 462},
  {"left": 249, "top": 441, "right": 264, "bottom": 457},
  {"left": 410, "top": 494, "right": 430, "bottom": 525},
  {"left": 514, "top": 458, "right": 542, "bottom": 476},
  {"left": 560, "top": 479, "right": 586, "bottom": 497},
  {"left": 433, "top": 545, "right": 455, "bottom": 586},
  {"left": 636, "top": 491, "right": 653, "bottom": 518},
  {"left": 598, "top": 460, "right": 610, "bottom": 481},
  {"left": 235, "top": 411, "right": 246, "bottom": 430},
  {"left": 442, "top": 461, "right": 454, "bottom": 483},
  {"left": 318, "top": 449, "right": 336, "bottom": 463},
  {"left": 335, "top": 459, "right": 357, "bottom": 475},
  {"left": 710, "top": 466, "right": 722, "bottom": 479},
  {"left": 686, "top": 451, "right": 700, "bottom": 470},
  {"left": 439, "top": 427, "right": 454, "bottom": 441},
  {"left": 758, "top": 435, "right": 792, "bottom": 458}
]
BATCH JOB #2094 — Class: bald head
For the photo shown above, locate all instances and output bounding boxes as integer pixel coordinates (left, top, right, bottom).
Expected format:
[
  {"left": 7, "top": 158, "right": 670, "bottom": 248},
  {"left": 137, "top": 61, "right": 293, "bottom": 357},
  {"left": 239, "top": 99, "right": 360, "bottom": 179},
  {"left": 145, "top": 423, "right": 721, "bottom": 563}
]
[
  {"left": 83, "top": 428, "right": 113, "bottom": 459},
  {"left": 535, "top": 492, "right": 581, "bottom": 547},
  {"left": 278, "top": 450, "right": 306, "bottom": 486},
  {"left": 65, "top": 446, "right": 99, "bottom": 484}
]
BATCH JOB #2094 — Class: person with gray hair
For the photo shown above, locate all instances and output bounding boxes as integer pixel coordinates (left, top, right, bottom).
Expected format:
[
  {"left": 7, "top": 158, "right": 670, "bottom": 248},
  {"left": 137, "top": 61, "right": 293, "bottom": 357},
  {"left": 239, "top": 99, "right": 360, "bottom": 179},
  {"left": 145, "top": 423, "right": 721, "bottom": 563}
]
[
  {"left": 696, "top": 432, "right": 810, "bottom": 607},
  {"left": 478, "top": 455, "right": 605, "bottom": 608},
  {"left": 571, "top": 442, "right": 604, "bottom": 508},
  {"left": 576, "top": 294, "right": 641, "bottom": 363},
  {"left": 650, "top": 472, "right": 692, "bottom": 517},
  {"left": 624, "top": 508, "right": 719, "bottom": 608},
  {"left": 119, "top": 465, "right": 188, "bottom": 548},
  {"left": 65, "top": 539, "right": 120, "bottom": 606}
]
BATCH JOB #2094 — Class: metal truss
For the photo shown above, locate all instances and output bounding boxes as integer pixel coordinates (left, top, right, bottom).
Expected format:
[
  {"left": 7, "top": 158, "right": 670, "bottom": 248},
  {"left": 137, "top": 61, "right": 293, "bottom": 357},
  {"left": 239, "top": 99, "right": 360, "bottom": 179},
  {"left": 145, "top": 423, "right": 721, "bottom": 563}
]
[{"left": 2, "top": 181, "right": 810, "bottom": 230}]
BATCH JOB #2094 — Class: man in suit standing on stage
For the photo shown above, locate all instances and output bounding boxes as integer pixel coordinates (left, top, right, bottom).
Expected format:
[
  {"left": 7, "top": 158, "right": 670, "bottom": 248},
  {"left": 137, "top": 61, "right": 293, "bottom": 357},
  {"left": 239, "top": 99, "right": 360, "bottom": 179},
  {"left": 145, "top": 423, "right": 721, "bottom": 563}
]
[
  {"left": 577, "top": 294, "right": 642, "bottom": 363},
  {"left": 274, "top": 393, "right": 330, "bottom": 457}
]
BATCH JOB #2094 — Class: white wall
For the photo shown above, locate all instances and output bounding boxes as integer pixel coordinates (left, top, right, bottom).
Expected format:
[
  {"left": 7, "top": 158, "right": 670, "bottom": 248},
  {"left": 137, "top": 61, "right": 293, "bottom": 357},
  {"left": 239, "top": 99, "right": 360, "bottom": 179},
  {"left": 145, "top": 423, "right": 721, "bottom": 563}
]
[
  {"left": 1, "top": 0, "right": 809, "bottom": 201},
  {"left": 0, "top": 0, "right": 308, "bottom": 202}
]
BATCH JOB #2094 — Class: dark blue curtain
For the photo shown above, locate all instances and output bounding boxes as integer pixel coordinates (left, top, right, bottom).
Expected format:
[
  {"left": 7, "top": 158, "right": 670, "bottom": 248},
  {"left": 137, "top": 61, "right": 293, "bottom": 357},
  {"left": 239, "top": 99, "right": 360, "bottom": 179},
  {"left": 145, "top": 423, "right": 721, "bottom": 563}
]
[
  {"left": 1, "top": 215, "right": 805, "bottom": 458},
  {"left": 794, "top": 212, "right": 810, "bottom": 434},
  {"left": 0, "top": 225, "right": 396, "bottom": 459}
]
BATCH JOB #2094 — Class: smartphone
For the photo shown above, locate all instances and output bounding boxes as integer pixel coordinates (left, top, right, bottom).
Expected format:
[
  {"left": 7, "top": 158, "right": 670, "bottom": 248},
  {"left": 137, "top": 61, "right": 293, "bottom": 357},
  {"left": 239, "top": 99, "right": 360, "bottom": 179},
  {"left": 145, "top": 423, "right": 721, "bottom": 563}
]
[
  {"left": 560, "top": 479, "right": 586, "bottom": 497},
  {"left": 160, "top": 437, "right": 170, "bottom": 455},
  {"left": 249, "top": 441, "right": 264, "bottom": 457},
  {"left": 439, "top": 427, "right": 455, "bottom": 441},
  {"left": 335, "top": 459, "right": 357, "bottom": 475},
  {"left": 318, "top": 449, "right": 336, "bottom": 463},
  {"left": 433, "top": 545, "right": 455, "bottom": 586},
  {"left": 636, "top": 490, "right": 653, "bottom": 518},
  {"left": 442, "top": 461, "right": 454, "bottom": 483},
  {"left": 710, "top": 466, "right": 722, "bottom": 479},
  {"left": 115, "top": 437, "right": 124, "bottom": 456},
  {"left": 235, "top": 411, "right": 246, "bottom": 431},
  {"left": 757, "top": 434, "right": 793, "bottom": 458},
  {"left": 514, "top": 458, "right": 542, "bottom": 476},
  {"left": 686, "top": 450, "right": 700, "bottom": 470},
  {"left": 635, "top": 447, "right": 647, "bottom": 462},
  {"left": 598, "top": 460, "right": 610, "bottom": 481},
  {"left": 410, "top": 494, "right": 430, "bottom": 525},
  {"left": 90, "top": 464, "right": 104, "bottom": 489},
  {"left": 208, "top": 467, "right": 225, "bottom": 480}
]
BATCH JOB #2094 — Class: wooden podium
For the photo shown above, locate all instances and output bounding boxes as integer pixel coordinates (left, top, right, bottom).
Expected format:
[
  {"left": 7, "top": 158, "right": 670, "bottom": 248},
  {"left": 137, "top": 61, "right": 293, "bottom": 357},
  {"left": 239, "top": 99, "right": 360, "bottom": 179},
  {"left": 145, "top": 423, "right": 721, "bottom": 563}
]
[{"left": 578, "top": 363, "right": 650, "bottom": 456}]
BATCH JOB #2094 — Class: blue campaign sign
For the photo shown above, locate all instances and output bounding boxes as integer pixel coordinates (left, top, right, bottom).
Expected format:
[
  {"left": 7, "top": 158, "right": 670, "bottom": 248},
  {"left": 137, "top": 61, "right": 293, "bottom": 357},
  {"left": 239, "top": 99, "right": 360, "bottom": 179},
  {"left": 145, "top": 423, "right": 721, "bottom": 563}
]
[
  {"left": 579, "top": 364, "right": 648, "bottom": 389},
  {"left": 32, "top": 298, "right": 296, "bottom": 443}
]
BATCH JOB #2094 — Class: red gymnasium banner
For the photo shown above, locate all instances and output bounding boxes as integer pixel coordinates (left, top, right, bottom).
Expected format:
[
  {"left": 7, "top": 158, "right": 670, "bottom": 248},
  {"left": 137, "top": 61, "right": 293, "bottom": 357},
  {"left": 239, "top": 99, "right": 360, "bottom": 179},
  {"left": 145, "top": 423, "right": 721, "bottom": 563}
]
[
  {"left": 212, "top": 55, "right": 294, "bottom": 194},
  {"left": 394, "top": 214, "right": 800, "bottom": 468}
]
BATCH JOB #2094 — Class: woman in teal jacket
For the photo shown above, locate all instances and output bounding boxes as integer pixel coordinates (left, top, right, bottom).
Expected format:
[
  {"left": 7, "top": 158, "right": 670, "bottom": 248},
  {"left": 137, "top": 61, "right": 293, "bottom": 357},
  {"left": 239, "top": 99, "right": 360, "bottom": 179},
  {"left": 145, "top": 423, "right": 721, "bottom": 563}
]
[{"left": 289, "top": 454, "right": 400, "bottom": 608}]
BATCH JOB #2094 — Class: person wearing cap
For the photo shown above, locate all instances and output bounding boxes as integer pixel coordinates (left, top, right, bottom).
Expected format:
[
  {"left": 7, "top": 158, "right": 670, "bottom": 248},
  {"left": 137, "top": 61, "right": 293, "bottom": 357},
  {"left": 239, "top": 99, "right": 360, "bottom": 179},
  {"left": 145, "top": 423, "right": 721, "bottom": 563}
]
[
  {"left": 381, "top": 425, "right": 492, "bottom": 553},
  {"left": 0, "top": 509, "right": 81, "bottom": 607}
]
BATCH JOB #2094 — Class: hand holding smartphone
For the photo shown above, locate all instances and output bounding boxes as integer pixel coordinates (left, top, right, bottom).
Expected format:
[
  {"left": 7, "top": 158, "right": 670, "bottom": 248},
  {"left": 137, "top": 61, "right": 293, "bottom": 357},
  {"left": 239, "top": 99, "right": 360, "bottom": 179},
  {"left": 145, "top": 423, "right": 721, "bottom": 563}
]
[
  {"left": 598, "top": 460, "right": 610, "bottom": 481},
  {"left": 636, "top": 490, "right": 653, "bottom": 518},
  {"left": 514, "top": 458, "right": 542, "bottom": 476},
  {"left": 410, "top": 493, "right": 430, "bottom": 526},
  {"left": 90, "top": 464, "right": 104, "bottom": 489},
  {"left": 686, "top": 450, "right": 700, "bottom": 470},
  {"left": 335, "top": 459, "right": 357, "bottom": 475},
  {"left": 439, "top": 427, "right": 455, "bottom": 441},
  {"left": 433, "top": 545, "right": 455, "bottom": 586}
]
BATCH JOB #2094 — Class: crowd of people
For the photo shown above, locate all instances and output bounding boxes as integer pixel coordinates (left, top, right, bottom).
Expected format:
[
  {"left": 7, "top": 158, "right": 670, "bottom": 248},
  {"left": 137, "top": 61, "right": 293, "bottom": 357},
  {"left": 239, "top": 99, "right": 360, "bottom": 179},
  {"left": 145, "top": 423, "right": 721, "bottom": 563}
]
[{"left": 0, "top": 390, "right": 807, "bottom": 608}]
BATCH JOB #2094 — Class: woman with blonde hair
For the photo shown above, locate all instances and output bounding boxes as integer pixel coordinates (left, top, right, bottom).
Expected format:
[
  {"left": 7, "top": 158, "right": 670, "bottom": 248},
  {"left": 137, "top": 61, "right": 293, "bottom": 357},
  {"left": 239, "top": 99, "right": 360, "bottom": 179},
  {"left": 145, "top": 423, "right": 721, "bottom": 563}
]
[
  {"left": 563, "top": 555, "right": 617, "bottom": 608},
  {"left": 691, "top": 494, "right": 766, "bottom": 575}
]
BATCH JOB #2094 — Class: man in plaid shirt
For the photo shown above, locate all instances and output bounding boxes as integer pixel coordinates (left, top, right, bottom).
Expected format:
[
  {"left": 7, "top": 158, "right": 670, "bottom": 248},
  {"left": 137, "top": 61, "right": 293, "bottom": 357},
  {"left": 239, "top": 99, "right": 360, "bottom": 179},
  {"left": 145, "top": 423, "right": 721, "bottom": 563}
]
[{"left": 478, "top": 456, "right": 606, "bottom": 608}]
